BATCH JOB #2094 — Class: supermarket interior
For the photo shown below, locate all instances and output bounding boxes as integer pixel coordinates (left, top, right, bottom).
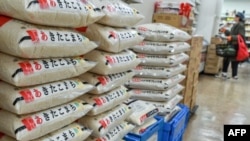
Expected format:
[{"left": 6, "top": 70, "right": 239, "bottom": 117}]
[{"left": 0, "top": 0, "right": 250, "bottom": 141}]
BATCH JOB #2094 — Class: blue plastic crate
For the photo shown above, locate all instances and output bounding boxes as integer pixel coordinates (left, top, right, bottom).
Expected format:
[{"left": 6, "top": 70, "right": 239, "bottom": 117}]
[
  {"left": 157, "top": 104, "right": 189, "bottom": 141},
  {"left": 124, "top": 117, "right": 164, "bottom": 141}
]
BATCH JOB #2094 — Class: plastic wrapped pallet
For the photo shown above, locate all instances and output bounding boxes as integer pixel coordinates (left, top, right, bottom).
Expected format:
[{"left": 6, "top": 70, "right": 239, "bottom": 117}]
[
  {"left": 78, "top": 71, "right": 135, "bottom": 94},
  {"left": 123, "top": 99, "right": 159, "bottom": 126},
  {"left": 128, "top": 84, "right": 184, "bottom": 102},
  {"left": 84, "top": 49, "right": 140, "bottom": 75},
  {"left": 0, "top": 53, "right": 96, "bottom": 87},
  {"left": 0, "top": 16, "right": 97, "bottom": 59},
  {"left": 78, "top": 104, "right": 132, "bottom": 137},
  {"left": 91, "top": 0, "right": 144, "bottom": 27},
  {"left": 143, "top": 95, "right": 183, "bottom": 114},
  {"left": 133, "top": 64, "right": 186, "bottom": 79},
  {"left": 0, "top": 99, "right": 93, "bottom": 141},
  {"left": 80, "top": 86, "right": 130, "bottom": 115},
  {"left": 0, "top": 0, "right": 104, "bottom": 27},
  {"left": 131, "top": 41, "right": 190, "bottom": 55},
  {"left": 126, "top": 74, "right": 185, "bottom": 90},
  {"left": 134, "top": 23, "right": 191, "bottom": 42},
  {"left": 83, "top": 23, "right": 144, "bottom": 53},
  {"left": 86, "top": 121, "right": 135, "bottom": 141},
  {"left": 0, "top": 79, "right": 93, "bottom": 115},
  {"left": 137, "top": 53, "right": 189, "bottom": 67}
]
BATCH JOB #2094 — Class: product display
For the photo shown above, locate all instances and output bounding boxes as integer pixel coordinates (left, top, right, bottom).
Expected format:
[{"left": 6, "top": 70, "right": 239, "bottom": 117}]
[
  {"left": 135, "top": 23, "right": 191, "bottom": 42},
  {"left": 128, "top": 84, "right": 184, "bottom": 102},
  {"left": 133, "top": 64, "right": 186, "bottom": 78},
  {"left": 92, "top": 0, "right": 144, "bottom": 27},
  {"left": 78, "top": 104, "right": 132, "bottom": 137},
  {"left": 126, "top": 74, "right": 185, "bottom": 90},
  {"left": 0, "top": 53, "right": 96, "bottom": 87},
  {"left": 0, "top": 0, "right": 104, "bottom": 27},
  {"left": 0, "top": 16, "right": 98, "bottom": 58},
  {"left": 86, "top": 121, "right": 135, "bottom": 141},
  {"left": 0, "top": 99, "right": 93, "bottom": 141},
  {"left": 84, "top": 49, "right": 140, "bottom": 75},
  {"left": 80, "top": 86, "right": 130, "bottom": 115},
  {"left": 0, "top": 79, "right": 93, "bottom": 114},
  {"left": 83, "top": 23, "right": 144, "bottom": 53},
  {"left": 79, "top": 71, "right": 135, "bottom": 94},
  {"left": 131, "top": 41, "right": 190, "bottom": 55},
  {"left": 124, "top": 99, "right": 159, "bottom": 126}
]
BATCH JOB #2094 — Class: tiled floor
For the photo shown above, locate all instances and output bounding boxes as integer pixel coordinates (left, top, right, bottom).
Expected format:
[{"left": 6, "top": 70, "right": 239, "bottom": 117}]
[{"left": 183, "top": 63, "right": 250, "bottom": 141}]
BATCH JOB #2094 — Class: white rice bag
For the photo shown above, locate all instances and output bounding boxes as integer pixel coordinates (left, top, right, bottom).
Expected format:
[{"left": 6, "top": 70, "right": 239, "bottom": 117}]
[
  {"left": 129, "top": 84, "right": 184, "bottom": 102},
  {"left": 143, "top": 95, "right": 183, "bottom": 113},
  {"left": 0, "top": 79, "right": 93, "bottom": 115},
  {"left": 86, "top": 121, "right": 135, "bottom": 141},
  {"left": 124, "top": 99, "right": 159, "bottom": 126},
  {"left": 0, "top": 53, "right": 96, "bottom": 87},
  {"left": 80, "top": 86, "right": 130, "bottom": 115},
  {"left": 0, "top": 16, "right": 98, "bottom": 58},
  {"left": 0, "top": 99, "right": 93, "bottom": 141},
  {"left": 78, "top": 104, "right": 132, "bottom": 137},
  {"left": 122, "top": 0, "right": 143, "bottom": 4},
  {"left": 36, "top": 123, "right": 92, "bottom": 141},
  {"left": 133, "top": 64, "right": 186, "bottom": 79},
  {"left": 0, "top": 133, "right": 15, "bottom": 141},
  {"left": 83, "top": 23, "right": 144, "bottom": 53},
  {"left": 135, "top": 23, "right": 191, "bottom": 42},
  {"left": 85, "top": 49, "right": 140, "bottom": 75},
  {"left": 163, "top": 106, "right": 181, "bottom": 122},
  {"left": 131, "top": 41, "right": 190, "bottom": 55},
  {"left": 137, "top": 53, "right": 189, "bottom": 67},
  {"left": 92, "top": 0, "right": 144, "bottom": 27},
  {"left": 0, "top": 0, "right": 104, "bottom": 27},
  {"left": 131, "top": 118, "right": 157, "bottom": 134},
  {"left": 126, "top": 74, "right": 185, "bottom": 90},
  {"left": 78, "top": 71, "right": 135, "bottom": 94}
]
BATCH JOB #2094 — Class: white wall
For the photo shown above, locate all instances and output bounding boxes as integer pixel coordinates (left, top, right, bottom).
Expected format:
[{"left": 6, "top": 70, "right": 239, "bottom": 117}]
[{"left": 222, "top": 0, "right": 250, "bottom": 16}]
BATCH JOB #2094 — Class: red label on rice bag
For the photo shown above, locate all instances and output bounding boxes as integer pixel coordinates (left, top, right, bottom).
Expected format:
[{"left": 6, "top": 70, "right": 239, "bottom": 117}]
[
  {"left": 0, "top": 132, "right": 4, "bottom": 139},
  {"left": 21, "top": 117, "right": 37, "bottom": 131},
  {"left": 18, "top": 62, "right": 34, "bottom": 75},
  {"left": 97, "top": 77, "right": 108, "bottom": 86},
  {"left": 0, "top": 15, "right": 12, "bottom": 27},
  {"left": 19, "top": 89, "right": 35, "bottom": 103}
]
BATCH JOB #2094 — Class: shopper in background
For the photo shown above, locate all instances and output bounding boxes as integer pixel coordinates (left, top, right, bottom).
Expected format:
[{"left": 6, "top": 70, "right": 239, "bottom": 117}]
[{"left": 217, "top": 12, "right": 246, "bottom": 80}]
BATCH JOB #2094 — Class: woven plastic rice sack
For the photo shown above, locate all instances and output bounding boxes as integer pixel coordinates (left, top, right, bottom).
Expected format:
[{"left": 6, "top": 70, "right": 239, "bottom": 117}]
[
  {"left": 36, "top": 123, "right": 92, "bottom": 141},
  {"left": 80, "top": 86, "right": 130, "bottom": 115},
  {"left": 131, "top": 41, "right": 190, "bottom": 55},
  {"left": 129, "top": 84, "right": 184, "bottom": 102},
  {"left": 92, "top": 0, "right": 144, "bottom": 27},
  {"left": 0, "top": 0, "right": 104, "bottom": 27},
  {"left": 143, "top": 95, "right": 183, "bottom": 114},
  {"left": 0, "top": 53, "right": 96, "bottom": 87},
  {"left": 78, "top": 104, "right": 132, "bottom": 137},
  {"left": 133, "top": 64, "right": 186, "bottom": 79},
  {"left": 124, "top": 99, "right": 158, "bottom": 126},
  {"left": 135, "top": 23, "right": 191, "bottom": 42},
  {"left": 85, "top": 49, "right": 140, "bottom": 75},
  {"left": 0, "top": 79, "right": 93, "bottom": 115},
  {"left": 137, "top": 53, "right": 189, "bottom": 67},
  {"left": 126, "top": 74, "right": 185, "bottom": 90},
  {"left": 86, "top": 121, "right": 134, "bottom": 141},
  {"left": 0, "top": 99, "right": 93, "bottom": 141},
  {"left": 78, "top": 71, "right": 135, "bottom": 94},
  {"left": 131, "top": 118, "right": 157, "bottom": 134},
  {"left": 83, "top": 23, "right": 144, "bottom": 53},
  {"left": 0, "top": 16, "right": 97, "bottom": 58},
  {"left": 163, "top": 106, "right": 181, "bottom": 122}
]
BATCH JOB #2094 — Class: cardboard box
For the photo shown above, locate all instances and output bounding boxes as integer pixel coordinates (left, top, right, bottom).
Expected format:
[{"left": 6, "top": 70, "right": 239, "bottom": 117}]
[
  {"left": 204, "top": 65, "right": 221, "bottom": 74},
  {"left": 211, "top": 37, "right": 222, "bottom": 44},
  {"left": 152, "top": 13, "right": 192, "bottom": 28},
  {"left": 207, "top": 44, "right": 216, "bottom": 54}
]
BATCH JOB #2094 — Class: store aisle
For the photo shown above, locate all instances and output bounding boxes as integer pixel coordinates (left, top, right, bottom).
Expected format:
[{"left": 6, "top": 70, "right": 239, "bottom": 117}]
[{"left": 183, "top": 63, "right": 250, "bottom": 141}]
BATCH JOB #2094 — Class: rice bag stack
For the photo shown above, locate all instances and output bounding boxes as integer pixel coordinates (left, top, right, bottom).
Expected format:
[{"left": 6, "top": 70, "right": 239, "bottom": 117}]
[
  {"left": 125, "top": 23, "right": 192, "bottom": 121},
  {"left": 0, "top": 1, "right": 105, "bottom": 140},
  {"left": 75, "top": 0, "right": 145, "bottom": 140}
]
